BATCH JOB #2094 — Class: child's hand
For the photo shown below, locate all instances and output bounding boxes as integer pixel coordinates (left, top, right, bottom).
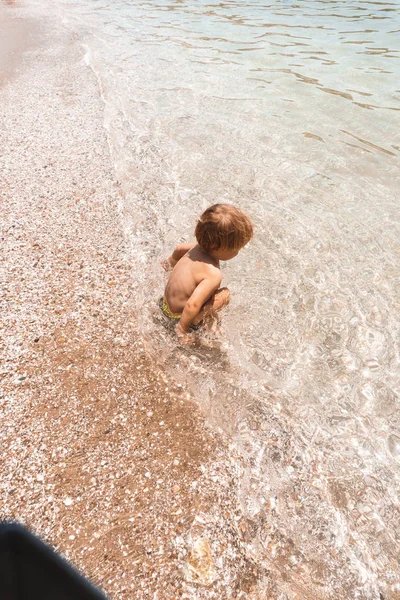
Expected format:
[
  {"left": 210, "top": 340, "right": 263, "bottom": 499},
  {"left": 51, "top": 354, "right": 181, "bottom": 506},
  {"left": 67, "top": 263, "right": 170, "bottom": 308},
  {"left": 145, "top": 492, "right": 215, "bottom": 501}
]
[
  {"left": 176, "top": 322, "right": 196, "bottom": 345},
  {"left": 161, "top": 257, "right": 175, "bottom": 271}
]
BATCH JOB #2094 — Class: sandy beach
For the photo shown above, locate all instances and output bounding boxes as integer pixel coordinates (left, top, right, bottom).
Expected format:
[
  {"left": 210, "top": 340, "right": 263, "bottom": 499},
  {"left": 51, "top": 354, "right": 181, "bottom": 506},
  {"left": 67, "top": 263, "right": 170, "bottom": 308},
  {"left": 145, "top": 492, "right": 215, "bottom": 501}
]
[{"left": 0, "top": 4, "right": 262, "bottom": 598}]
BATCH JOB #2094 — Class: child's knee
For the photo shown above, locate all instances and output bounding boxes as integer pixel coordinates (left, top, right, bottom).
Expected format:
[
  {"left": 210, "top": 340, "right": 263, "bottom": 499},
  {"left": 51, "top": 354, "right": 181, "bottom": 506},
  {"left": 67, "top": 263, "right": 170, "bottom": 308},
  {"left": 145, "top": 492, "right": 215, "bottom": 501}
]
[
  {"left": 215, "top": 287, "right": 230, "bottom": 308},
  {"left": 219, "top": 287, "right": 230, "bottom": 299}
]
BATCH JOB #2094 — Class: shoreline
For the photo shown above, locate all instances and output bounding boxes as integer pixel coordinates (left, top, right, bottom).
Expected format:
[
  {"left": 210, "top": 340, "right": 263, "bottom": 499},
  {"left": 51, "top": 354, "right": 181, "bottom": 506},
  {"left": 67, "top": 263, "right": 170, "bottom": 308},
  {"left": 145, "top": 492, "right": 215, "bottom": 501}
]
[{"left": 0, "top": 4, "right": 261, "bottom": 598}]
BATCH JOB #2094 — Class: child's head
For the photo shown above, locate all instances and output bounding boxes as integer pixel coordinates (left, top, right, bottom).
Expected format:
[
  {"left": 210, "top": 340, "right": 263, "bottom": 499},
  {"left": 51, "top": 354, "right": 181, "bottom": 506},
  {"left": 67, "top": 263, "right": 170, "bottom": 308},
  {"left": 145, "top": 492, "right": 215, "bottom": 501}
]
[{"left": 195, "top": 204, "right": 253, "bottom": 259}]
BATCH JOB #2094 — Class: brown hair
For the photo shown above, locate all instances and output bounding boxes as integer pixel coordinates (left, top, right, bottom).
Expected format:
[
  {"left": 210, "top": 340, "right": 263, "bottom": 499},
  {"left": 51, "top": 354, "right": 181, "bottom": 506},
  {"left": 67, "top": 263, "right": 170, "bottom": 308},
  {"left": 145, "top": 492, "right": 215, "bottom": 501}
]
[{"left": 195, "top": 204, "right": 253, "bottom": 253}]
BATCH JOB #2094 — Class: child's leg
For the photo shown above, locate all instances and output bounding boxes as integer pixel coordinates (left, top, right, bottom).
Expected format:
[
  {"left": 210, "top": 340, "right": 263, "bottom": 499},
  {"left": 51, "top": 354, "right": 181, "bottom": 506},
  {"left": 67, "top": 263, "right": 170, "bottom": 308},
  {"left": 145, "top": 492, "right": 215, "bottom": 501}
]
[{"left": 192, "top": 288, "right": 230, "bottom": 325}]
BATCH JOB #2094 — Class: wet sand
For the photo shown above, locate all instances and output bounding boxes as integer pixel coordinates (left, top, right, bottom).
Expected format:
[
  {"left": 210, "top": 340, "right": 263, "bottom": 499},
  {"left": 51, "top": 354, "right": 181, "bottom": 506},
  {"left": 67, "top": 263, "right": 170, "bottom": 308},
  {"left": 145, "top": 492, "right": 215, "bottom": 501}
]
[
  {"left": 0, "top": 5, "right": 262, "bottom": 599},
  {"left": 0, "top": 3, "right": 39, "bottom": 87}
]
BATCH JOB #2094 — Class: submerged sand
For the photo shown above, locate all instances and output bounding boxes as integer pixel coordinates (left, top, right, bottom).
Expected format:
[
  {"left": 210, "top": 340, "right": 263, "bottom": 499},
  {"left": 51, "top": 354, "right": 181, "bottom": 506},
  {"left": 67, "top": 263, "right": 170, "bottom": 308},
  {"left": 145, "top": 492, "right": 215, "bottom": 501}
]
[{"left": 0, "top": 4, "right": 263, "bottom": 598}]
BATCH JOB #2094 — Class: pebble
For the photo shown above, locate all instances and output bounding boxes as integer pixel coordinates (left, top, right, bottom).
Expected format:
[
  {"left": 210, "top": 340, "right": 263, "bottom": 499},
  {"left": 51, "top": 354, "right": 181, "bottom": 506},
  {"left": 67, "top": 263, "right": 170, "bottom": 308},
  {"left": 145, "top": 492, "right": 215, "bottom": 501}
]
[{"left": 184, "top": 537, "right": 217, "bottom": 586}]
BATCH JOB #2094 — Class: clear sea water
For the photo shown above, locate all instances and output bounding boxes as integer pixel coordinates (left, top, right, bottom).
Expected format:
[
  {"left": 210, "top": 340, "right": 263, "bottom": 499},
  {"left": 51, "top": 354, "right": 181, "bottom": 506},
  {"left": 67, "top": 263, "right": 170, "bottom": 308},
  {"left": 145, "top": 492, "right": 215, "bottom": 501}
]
[{"left": 37, "top": 0, "right": 400, "bottom": 597}]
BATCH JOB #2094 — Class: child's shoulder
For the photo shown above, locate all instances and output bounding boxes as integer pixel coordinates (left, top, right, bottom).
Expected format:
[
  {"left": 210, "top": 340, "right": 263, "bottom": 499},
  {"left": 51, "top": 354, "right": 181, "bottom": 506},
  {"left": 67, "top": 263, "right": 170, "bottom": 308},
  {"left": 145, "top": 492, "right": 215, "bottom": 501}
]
[{"left": 198, "top": 260, "right": 222, "bottom": 282}]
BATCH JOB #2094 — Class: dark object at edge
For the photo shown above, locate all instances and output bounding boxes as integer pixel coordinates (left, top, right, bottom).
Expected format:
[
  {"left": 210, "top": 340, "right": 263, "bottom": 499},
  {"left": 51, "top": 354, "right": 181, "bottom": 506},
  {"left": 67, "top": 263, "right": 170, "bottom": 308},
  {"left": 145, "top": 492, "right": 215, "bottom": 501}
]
[{"left": 0, "top": 522, "right": 108, "bottom": 600}]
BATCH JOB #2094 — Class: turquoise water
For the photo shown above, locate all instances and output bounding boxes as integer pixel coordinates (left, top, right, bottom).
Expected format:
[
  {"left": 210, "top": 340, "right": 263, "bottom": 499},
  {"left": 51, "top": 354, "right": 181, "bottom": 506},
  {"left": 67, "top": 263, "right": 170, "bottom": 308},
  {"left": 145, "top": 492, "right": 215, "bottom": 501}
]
[{"left": 41, "top": 0, "right": 400, "bottom": 596}]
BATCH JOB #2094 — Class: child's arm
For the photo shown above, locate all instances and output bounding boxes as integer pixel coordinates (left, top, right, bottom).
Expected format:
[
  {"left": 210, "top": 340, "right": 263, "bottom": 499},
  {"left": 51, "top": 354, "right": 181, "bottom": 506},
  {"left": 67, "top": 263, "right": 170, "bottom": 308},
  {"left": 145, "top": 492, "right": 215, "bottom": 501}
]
[
  {"left": 177, "top": 272, "right": 222, "bottom": 334},
  {"left": 162, "top": 243, "right": 196, "bottom": 270}
]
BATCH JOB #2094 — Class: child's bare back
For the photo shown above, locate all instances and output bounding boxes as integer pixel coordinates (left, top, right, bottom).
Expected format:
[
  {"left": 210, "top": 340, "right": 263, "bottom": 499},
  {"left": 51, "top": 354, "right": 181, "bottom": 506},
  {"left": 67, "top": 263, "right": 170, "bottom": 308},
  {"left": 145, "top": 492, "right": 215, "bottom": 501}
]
[{"left": 161, "top": 204, "right": 253, "bottom": 342}]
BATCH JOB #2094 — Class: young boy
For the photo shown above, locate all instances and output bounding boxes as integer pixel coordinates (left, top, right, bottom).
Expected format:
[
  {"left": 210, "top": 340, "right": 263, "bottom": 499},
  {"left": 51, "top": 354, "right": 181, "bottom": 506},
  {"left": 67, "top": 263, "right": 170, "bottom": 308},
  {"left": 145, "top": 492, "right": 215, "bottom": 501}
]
[{"left": 161, "top": 204, "right": 253, "bottom": 342}]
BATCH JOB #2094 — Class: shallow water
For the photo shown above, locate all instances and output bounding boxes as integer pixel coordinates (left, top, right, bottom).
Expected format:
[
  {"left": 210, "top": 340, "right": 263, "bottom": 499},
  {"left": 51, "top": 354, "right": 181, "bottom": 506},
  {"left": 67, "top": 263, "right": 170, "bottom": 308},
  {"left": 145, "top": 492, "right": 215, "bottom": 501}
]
[{"left": 36, "top": 0, "right": 400, "bottom": 596}]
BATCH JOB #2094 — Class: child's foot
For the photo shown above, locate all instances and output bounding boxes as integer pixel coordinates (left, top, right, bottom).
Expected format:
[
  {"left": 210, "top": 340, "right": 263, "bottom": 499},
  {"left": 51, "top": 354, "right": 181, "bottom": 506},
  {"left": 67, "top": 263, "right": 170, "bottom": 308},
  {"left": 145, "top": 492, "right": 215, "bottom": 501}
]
[{"left": 210, "top": 321, "right": 222, "bottom": 335}]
